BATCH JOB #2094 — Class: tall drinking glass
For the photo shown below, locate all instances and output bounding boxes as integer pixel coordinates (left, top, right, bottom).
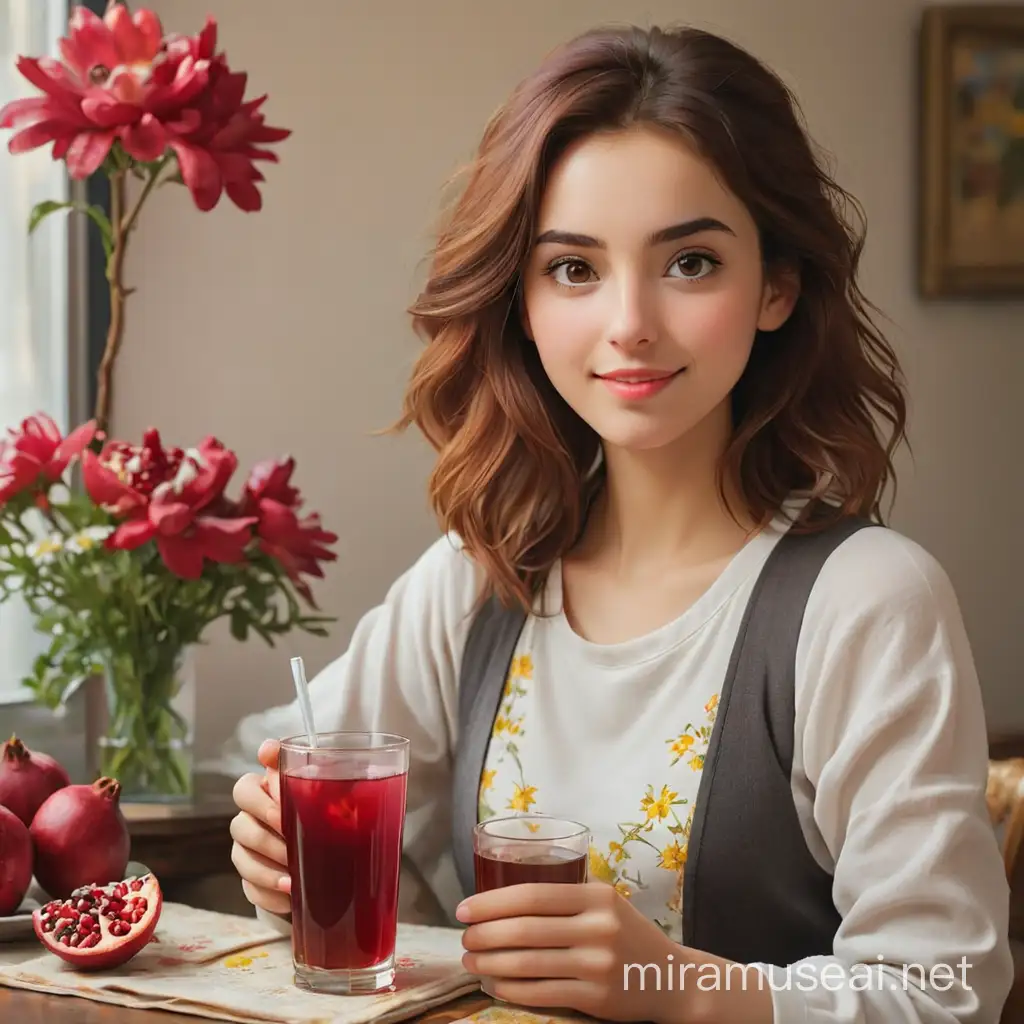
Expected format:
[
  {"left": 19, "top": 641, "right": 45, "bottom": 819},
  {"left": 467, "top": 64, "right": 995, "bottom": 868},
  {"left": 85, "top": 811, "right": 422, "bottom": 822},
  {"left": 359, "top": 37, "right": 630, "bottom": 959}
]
[{"left": 279, "top": 731, "right": 409, "bottom": 994}]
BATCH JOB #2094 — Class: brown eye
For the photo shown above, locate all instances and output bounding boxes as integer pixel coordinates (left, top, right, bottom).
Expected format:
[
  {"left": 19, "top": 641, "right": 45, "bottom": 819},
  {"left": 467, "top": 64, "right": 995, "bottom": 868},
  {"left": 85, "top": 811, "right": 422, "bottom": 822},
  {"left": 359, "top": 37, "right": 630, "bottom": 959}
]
[
  {"left": 672, "top": 253, "right": 719, "bottom": 280},
  {"left": 549, "top": 259, "right": 594, "bottom": 286}
]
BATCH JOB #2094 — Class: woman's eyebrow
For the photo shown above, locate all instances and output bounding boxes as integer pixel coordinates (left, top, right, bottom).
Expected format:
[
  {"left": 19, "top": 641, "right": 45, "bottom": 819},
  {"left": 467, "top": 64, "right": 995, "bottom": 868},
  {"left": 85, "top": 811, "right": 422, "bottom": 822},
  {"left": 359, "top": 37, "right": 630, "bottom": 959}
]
[{"left": 533, "top": 216, "right": 736, "bottom": 249}]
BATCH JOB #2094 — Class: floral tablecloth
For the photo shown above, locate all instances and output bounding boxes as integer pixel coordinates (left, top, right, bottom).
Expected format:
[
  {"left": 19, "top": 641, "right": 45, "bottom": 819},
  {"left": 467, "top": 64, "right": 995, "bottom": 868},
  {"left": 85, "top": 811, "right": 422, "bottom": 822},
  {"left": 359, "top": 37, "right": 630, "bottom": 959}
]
[
  {"left": 0, "top": 901, "right": 482, "bottom": 1024},
  {"left": 456, "top": 1010, "right": 593, "bottom": 1024}
]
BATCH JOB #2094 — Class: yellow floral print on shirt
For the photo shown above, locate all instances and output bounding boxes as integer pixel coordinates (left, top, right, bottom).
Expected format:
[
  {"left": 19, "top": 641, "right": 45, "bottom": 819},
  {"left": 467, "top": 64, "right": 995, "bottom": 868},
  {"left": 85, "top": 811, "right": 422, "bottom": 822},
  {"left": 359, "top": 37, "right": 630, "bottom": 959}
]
[
  {"left": 475, "top": 653, "right": 720, "bottom": 935},
  {"left": 588, "top": 691, "right": 719, "bottom": 934},
  {"left": 478, "top": 653, "right": 535, "bottom": 821}
]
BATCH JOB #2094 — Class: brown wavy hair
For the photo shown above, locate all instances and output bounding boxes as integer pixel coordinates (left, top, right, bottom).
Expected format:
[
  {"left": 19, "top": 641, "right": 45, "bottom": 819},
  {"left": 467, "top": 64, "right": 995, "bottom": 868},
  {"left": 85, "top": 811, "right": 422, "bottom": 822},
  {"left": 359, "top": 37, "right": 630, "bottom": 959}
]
[{"left": 394, "top": 23, "right": 909, "bottom": 613}]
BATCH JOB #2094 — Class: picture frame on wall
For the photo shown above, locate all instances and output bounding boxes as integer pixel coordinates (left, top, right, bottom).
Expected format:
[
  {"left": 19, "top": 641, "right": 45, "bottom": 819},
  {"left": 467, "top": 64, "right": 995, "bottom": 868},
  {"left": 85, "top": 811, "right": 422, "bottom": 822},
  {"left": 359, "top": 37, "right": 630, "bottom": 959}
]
[{"left": 919, "top": 5, "right": 1024, "bottom": 298}]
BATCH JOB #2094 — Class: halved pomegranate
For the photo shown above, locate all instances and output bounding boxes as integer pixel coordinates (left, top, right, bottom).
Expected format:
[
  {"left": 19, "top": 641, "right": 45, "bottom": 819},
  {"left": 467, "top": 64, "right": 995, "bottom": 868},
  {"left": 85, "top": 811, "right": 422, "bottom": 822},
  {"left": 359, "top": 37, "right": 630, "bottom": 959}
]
[{"left": 33, "top": 873, "right": 163, "bottom": 970}]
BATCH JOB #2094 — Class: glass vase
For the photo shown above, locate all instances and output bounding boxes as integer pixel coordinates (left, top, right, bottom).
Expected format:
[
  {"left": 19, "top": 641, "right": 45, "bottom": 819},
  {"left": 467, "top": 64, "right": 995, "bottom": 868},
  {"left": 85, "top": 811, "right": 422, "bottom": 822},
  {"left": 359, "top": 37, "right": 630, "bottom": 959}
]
[{"left": 95, "top": 644, "right": 196, "bottom": 803}]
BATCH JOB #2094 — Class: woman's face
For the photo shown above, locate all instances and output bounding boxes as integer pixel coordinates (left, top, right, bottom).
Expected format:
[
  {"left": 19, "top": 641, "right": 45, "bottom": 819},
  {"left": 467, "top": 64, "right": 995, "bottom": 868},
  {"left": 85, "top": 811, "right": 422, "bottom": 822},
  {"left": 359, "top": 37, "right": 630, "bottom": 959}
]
[{"left": 520, "top": 127, "right": 796, "bottom": 456}]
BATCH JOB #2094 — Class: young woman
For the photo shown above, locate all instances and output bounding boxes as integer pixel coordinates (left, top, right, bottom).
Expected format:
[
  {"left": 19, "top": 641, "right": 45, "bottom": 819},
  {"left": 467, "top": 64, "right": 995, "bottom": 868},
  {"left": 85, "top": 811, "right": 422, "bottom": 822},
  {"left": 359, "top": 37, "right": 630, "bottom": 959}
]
[{"left": 225, "top": 23, "right": 1012, "bottom": 1024}]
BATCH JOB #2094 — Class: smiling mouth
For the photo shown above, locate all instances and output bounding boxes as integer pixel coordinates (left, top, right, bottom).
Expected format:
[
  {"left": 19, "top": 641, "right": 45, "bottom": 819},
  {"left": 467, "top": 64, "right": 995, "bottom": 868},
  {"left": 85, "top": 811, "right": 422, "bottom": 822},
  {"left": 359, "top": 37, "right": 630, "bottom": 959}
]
[{"left": 594, "top": 369, "right": 684, "bottom": 383}]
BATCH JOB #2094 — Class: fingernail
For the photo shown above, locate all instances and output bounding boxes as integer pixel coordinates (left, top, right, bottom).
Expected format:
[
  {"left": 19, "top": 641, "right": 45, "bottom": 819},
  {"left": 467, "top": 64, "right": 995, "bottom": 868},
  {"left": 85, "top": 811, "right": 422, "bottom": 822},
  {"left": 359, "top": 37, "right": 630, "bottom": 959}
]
[
  {"left": 455, "top": 900, "right": 470, "bottom": 922},
  {"left": 278, "top": 876, "right": 291, "bottom": 893}
]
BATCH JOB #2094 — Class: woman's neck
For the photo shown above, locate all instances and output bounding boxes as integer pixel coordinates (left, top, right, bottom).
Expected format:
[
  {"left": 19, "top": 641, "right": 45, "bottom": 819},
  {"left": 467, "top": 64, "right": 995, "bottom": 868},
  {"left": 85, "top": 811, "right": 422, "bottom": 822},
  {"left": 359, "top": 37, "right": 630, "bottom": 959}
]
[{"left": 575, "top": 406, "right": 758, "bottom": 578}]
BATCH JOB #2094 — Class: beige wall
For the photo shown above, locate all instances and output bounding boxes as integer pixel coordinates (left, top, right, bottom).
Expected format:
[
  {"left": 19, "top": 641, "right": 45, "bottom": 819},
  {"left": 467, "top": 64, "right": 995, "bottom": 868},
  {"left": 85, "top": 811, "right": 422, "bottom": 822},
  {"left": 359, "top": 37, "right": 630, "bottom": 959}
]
[{"left": 112, "top": 0, "right": 1023, "bottom": 760}]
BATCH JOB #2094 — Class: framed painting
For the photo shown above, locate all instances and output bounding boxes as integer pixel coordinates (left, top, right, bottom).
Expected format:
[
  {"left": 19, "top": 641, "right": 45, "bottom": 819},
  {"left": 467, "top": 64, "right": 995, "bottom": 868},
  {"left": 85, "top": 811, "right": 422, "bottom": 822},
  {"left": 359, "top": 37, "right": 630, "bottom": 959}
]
[{"left": 919, "top": 5, "right": 1024, "bottom": 297}]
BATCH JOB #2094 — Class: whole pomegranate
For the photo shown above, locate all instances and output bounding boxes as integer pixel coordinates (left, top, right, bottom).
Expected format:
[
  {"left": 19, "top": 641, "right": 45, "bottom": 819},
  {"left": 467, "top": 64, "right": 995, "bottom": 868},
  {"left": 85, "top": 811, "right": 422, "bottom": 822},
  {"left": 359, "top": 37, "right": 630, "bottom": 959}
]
[
  {"left": 33, "top": 873, "right": 162, "bottom": 970},
  {"left": 0, "top": 735, "right": 70, "bottom": 826},
  {"left": 30, "top": 777, "right": 131, "bottom": 900},
  {"left": 0, "top": 804, "right": 33, "bottom": 915}
]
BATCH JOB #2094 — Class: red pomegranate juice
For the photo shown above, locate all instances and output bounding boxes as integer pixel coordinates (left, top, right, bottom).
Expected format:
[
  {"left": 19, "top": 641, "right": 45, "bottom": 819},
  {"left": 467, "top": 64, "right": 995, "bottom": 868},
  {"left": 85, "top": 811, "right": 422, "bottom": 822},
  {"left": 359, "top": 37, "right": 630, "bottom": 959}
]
[
  {"left": 474, "top": 843, "right": 588, "bottom": 891},
  {"left": 281, "top": 765, "right": 407, "bottom": 971}
]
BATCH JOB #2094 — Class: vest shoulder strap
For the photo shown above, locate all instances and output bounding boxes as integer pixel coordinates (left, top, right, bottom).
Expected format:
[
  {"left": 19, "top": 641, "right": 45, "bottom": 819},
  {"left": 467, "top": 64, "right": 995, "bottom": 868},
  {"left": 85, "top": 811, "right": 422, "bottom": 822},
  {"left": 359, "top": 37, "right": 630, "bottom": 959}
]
[
  {"left": 451, "top": 593, "right": 527, "bottom": 894},
  {"left": 682, "top": 512, "right": 874, "bottom": 962}
]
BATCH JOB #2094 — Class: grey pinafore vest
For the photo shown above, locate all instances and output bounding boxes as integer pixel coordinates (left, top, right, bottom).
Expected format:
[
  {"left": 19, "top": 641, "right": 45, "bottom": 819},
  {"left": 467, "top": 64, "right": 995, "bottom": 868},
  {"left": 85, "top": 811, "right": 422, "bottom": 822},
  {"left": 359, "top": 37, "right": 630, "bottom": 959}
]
[{"left": 451, "top": 514, "right": 873, "bottom": 967}]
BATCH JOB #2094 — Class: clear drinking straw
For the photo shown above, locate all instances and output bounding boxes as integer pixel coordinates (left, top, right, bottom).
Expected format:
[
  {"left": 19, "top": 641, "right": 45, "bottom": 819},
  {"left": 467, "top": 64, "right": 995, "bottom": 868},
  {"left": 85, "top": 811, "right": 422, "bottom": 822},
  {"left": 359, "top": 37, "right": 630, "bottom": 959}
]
[{"left": 290, "top": 656, "right": 318, "bottom": 748}]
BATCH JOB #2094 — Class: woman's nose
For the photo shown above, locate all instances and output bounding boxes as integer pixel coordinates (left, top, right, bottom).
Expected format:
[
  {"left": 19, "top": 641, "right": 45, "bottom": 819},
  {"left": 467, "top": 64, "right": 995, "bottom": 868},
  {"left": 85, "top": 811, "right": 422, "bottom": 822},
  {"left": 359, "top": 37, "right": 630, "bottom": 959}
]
[{"left": 605, "top": 278, "right": 659, "bottom": 352}]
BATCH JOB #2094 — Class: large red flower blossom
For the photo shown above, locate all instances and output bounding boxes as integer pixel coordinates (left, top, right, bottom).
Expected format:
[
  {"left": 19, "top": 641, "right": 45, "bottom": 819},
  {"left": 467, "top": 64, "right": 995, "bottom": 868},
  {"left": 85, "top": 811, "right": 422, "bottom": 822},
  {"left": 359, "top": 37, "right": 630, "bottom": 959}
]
[
  {"left": 163, "top": 21, "right": 291, "bottom": 212},
  {"left": 0, "top": 6, "right": 209, "bottom": 178},
  {"left": 0, "top": 414, "right": 95, "bottom": 505},
  {"left": 238, "top": 457, "right": 338, "bottom": 603},
  {"left": 0, "top": 4, "right": 289, "bottom": 211},
  {"left": 83, "top": 434, "right": 255, "bottom": 579}
]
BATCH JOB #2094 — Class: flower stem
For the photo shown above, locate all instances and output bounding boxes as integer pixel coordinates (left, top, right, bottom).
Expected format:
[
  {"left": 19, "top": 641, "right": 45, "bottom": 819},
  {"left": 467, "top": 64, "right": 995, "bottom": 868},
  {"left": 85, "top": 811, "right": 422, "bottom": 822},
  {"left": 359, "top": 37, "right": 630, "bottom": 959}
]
[
  {"left": 93, "top": 158, "right": 167, "bottom": 434},
  {"left": 94, "top": 169, "right": 127, "bottom": 435},
  {"left": 99, "top": 646, "right": 194, "bottom": 800}
]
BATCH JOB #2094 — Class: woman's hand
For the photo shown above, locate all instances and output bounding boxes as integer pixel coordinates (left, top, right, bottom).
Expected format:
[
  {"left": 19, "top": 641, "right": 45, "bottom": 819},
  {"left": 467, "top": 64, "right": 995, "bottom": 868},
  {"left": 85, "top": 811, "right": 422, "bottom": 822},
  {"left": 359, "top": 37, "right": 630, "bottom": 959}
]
[
  {"left": 229, "top": 739, "right": 292, "bottom": 916},
  {"left": 457, "top": 881, "right": 776, "bottom": 1023},
  {"left": 456, "top": 881, "right": 691, "bottom": 1023}
]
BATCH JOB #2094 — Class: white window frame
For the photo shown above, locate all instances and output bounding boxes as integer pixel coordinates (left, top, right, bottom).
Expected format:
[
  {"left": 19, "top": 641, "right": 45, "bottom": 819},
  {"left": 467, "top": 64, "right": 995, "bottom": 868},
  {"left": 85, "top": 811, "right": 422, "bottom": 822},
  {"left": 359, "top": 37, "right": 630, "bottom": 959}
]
[{"left": 0, "top": 0, "right": 91, "bottom": 703}]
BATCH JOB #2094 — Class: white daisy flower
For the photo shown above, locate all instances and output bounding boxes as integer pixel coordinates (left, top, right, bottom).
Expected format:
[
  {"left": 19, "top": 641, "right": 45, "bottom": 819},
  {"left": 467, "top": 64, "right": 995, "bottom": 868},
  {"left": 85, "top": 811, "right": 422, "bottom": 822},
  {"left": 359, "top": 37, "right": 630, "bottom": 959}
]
[
  {"left": 27, "top": 534, "right": 64, "bottom": 565},
  {"left": 64, "top": 526, "right": 114, "bottom": 555}
]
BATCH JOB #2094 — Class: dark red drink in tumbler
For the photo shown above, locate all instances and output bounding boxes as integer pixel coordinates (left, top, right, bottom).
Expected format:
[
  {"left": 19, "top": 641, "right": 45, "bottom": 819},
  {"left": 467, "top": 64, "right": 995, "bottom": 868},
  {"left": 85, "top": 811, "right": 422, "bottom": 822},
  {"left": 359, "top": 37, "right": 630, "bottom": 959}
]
[
  {"left": 474, "top": 842, "right": 588, "bottom": 890},
  {"left": 473, "top": 814, "right": 590, "bottom": 892}
]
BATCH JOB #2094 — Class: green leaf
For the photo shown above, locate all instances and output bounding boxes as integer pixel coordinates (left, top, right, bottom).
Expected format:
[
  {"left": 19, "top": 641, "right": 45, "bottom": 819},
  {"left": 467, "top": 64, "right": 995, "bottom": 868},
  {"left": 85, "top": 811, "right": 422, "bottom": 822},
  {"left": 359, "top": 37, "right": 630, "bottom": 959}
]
[
  {"left": 229, "top": 608, "right": 249, "bottom": 642},
  {"left": 249, "top": 620, "right": 277, "bottom": 647},
  {"left": 29, "top": 200, "right": 114, "bottom": 258}
]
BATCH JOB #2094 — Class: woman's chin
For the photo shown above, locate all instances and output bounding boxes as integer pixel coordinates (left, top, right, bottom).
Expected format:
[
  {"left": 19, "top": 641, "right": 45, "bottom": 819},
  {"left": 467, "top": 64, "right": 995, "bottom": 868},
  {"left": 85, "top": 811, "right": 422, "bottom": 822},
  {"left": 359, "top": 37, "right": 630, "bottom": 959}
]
[{"left": 593, "top": 424, "right": 695, "bottom": 454}]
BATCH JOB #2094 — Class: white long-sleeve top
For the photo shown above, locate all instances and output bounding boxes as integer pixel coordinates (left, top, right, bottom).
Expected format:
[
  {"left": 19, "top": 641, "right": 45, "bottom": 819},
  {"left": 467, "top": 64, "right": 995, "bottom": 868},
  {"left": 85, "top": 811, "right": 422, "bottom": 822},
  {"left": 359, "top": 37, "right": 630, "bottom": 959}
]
[{"left": 220, "top": 512, "right": 1013, "bottom": 1024}]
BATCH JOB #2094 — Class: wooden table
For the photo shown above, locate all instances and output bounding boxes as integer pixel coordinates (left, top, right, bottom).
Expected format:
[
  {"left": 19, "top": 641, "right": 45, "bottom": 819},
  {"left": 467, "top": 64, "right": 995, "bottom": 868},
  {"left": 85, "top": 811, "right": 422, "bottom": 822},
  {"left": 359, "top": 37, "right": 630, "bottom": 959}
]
[{"left": 0, "top": 987, "right": 494, "bottom": 1022}]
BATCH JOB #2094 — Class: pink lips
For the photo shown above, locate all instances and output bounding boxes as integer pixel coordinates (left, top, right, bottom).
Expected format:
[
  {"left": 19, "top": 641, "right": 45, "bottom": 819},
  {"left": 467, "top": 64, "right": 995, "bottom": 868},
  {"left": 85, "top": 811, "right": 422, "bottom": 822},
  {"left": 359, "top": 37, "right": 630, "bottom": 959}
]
[{"left": 595, "top": 368, "right": 682, "bottom": 400}]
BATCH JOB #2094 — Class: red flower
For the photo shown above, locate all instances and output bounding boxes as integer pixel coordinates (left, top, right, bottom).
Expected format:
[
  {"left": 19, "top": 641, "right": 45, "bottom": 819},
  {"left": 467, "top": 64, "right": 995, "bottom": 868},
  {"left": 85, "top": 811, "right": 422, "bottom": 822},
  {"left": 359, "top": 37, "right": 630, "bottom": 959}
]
[
  {"left": 81, "top": 426, "right": 185, "bottom": 515},
  {"left": 256, "top": 501, "right": 338, "bottom": 604},
  {"left": 0, "top": 5, "right": 289, "bottom": 212},
  {"left": 0, "top": 6, "right": 211, "bottom": 179},
  {"left": 0, "top": 414, "right": 95, "bottom": 505},
  {"left": 84, "top": 434, "right": 255, "bottom": 579},
  {"left": 239, "top": 457, "right": 301, "bottom": 513},
  {"left": 238, "top": 457, "right": 337, "bottom": 603},
  {"left": 165, "top": 29, "right": 291, "bottom": 212}
]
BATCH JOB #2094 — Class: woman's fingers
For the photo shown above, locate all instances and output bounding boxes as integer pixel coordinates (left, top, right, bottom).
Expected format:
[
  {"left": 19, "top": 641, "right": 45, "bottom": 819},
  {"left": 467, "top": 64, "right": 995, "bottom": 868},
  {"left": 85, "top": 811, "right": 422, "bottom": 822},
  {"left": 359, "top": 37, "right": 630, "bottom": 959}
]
[
  {"left": 231, "top": 743, "right": 290, "bottom": 916},
  {"left": 231, "top": 834, "right": 290, "bottom": 892},
  {"left": 229, "top": 810, "right": 288, "bottom": 867},
  {"left": 265, "top": 767, "right": 281, "bottom": 805},
  {"left": 257, "top": 739, "right": 280, "bottom": 771},
  {"left": 233, "top": 771, "right": 282, "bottom": 834},
  {"left": 241, "top": 879, "right": 292, "bottom": 917}
]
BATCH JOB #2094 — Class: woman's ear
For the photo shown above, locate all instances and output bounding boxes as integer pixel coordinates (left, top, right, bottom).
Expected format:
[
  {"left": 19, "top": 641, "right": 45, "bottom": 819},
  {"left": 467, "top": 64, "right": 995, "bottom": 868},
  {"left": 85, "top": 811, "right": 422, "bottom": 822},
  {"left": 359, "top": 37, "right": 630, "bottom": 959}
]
[{"left": 757, "top": 265, "right": 800, "bottom": 333}]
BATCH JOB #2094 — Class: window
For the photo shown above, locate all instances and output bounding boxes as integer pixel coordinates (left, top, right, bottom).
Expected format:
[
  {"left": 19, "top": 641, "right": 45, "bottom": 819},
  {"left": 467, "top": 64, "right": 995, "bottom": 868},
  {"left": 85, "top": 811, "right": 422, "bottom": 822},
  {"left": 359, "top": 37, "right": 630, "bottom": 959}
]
[{"left": 0, "top": 0, "right": 73, "bottom": 700}]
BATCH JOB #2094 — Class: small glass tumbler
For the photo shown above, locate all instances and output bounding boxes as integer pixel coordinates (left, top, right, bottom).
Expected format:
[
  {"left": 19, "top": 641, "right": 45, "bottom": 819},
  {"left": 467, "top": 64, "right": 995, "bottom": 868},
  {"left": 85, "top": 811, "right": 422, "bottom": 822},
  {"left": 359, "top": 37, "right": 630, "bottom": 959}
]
[
  {"left": 472, "top": 814, "right": 590, "bottom": 1000},
  {"left": 473, "top": 814, "right": 591, "bottom": 890}
]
